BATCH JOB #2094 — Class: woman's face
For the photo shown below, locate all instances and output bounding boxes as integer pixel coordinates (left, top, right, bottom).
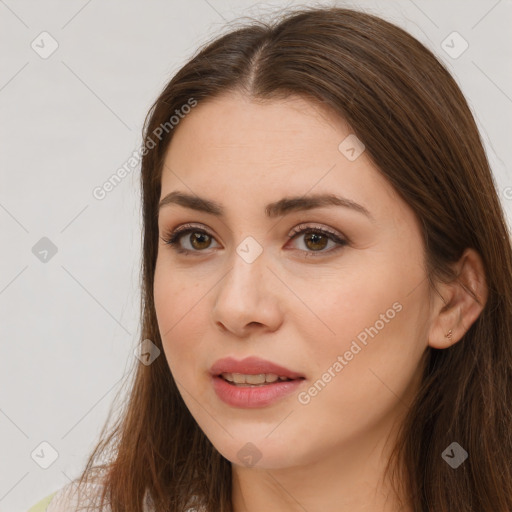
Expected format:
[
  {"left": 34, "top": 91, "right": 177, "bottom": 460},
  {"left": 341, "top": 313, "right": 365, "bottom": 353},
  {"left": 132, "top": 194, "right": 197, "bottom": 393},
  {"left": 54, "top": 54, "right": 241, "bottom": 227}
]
[{"left": 154, "top": 92, "right": 432, "bottom": 470}]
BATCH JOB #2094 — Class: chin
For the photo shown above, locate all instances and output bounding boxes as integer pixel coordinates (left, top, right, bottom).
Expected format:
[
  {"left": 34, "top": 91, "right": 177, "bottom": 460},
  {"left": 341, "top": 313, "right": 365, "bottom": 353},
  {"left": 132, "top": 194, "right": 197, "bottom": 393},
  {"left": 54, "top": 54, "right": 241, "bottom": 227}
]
[{"left": 207, "top": 433, "right": 305, "bottom": 470}]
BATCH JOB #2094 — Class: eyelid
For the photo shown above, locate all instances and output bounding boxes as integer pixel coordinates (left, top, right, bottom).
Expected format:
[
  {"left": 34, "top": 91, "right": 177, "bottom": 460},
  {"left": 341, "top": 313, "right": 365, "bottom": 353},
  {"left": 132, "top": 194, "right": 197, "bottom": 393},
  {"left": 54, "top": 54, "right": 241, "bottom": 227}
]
[
  {"left": 163, "top": 222, "right": 346, "bottom": 241},
  {"left": 169, "top": 222, "right": 210, "bottom": 236},
  {"left": 287, "top": 222, "right": 346, "bottom": 241}
]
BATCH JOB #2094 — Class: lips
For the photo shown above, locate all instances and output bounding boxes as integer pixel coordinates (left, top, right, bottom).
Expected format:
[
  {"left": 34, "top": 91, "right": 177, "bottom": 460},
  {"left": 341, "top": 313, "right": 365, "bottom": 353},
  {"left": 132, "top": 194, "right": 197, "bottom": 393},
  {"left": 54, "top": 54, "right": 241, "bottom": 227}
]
[
  {"left": 210, "top": 356, "right": 306, "bottom": 408},
  {"left": 210, "top": 356, "right": 305, "bottom": 380}
]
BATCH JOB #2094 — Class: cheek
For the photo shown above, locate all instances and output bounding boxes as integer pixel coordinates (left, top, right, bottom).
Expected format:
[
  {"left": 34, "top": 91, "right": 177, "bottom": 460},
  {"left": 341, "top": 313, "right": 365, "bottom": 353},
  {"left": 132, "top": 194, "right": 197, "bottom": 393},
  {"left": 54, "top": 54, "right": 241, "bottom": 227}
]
[
  {"left": 284, "top": 266, "right": 400, "bottom": 356},
  {"left": 295, "top": 286, "right": 428, "bottom": 434},
  {"left": 153, "top": 273, "right": 222, "bottom": 447},
  {"left": 153, "top": 262, "right": 214, "bottom": 387},
  {"left": 153, "top": 260, "right": 203, "bottom": 333},
  {"left": 288, "top": 260, "right": 428, "bottom": 408}
]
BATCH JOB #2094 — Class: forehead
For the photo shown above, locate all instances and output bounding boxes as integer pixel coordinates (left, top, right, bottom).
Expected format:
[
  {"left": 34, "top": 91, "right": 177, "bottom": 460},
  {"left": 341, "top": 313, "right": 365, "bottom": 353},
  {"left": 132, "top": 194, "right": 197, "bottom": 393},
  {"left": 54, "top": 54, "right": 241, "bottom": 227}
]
[
  {"left": 160, "top": 92, "right": 400, "bottom": 221},
  {"left": 164, "top": 92, "right": 350, "bottom": 168}
]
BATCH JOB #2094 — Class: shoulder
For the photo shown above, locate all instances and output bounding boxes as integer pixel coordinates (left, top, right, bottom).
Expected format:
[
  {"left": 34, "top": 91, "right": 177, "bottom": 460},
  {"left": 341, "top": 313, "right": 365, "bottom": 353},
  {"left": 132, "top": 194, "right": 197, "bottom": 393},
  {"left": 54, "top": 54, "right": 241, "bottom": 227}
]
[{"left": 27, "top": 480, "right": 110, "bottom": 512}]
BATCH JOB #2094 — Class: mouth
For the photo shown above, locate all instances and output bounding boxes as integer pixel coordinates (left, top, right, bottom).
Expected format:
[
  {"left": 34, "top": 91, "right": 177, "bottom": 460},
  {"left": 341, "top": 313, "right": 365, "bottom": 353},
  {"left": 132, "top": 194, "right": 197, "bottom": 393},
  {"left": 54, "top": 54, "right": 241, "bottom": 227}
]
[
  {"left": 209, "top": 356, "right": 306, "bottom": 407},
  {"left": 218, "top": 372, "right": 304, "bottom": 387},
  {"left": 210, "top": 355, "right": 305, "bottom": 380}
]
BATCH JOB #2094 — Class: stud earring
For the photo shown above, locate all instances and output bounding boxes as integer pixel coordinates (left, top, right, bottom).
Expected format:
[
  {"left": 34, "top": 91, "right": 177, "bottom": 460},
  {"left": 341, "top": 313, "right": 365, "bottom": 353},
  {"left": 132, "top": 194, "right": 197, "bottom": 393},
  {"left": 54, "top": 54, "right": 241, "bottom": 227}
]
[{"left": 444, "top": 329, "right": 453, "bottom": 340}]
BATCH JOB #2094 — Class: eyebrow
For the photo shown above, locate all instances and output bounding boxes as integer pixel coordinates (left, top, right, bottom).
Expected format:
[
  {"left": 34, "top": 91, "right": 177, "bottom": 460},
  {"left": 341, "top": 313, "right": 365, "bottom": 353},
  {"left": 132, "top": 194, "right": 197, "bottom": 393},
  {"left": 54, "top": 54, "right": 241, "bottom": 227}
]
[{"left": 158, "top": 191, "right": 374, "bottom": 221}]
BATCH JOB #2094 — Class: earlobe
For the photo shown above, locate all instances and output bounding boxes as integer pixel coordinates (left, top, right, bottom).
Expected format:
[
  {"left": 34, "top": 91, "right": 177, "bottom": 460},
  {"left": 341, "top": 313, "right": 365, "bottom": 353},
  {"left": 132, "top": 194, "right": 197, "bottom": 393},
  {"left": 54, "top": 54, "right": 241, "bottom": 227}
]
[{"left": 427, "top": 248, "right": 488, "bottom": 349}]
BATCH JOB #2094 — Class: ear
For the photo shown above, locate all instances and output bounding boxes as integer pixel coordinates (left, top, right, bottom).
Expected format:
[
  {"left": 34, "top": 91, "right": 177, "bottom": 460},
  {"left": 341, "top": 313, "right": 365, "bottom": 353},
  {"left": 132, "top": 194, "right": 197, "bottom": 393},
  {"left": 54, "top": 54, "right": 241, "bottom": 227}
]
[{"left": 428, "top": 248, "right": 488, "bottom": 349}]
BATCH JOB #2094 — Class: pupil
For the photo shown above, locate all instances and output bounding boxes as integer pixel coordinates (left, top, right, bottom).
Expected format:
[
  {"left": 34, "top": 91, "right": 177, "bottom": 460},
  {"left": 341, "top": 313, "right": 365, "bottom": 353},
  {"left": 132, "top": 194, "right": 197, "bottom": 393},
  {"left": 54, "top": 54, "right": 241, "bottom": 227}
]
[
  {"left": 305, "top": 232, "right": 327, "bottom": 251},
  {"left": 190, "top": 232, "right": 211, "bottom": 250}
]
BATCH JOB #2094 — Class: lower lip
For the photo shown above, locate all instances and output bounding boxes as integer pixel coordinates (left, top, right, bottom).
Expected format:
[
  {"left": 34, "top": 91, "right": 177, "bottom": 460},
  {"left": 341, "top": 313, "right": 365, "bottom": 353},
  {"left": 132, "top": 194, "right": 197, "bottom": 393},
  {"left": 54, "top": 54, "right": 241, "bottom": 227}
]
[{"left": 211, "top": 375, "right": 305, "bottom": 408}]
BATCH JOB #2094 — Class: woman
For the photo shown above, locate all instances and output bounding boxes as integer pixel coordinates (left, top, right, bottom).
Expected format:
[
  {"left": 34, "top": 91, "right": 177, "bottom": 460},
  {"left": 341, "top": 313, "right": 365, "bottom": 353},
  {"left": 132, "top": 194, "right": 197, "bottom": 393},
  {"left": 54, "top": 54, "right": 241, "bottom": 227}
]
[{"left": 28, "top": 5, "right": 512, "bottom": 512}]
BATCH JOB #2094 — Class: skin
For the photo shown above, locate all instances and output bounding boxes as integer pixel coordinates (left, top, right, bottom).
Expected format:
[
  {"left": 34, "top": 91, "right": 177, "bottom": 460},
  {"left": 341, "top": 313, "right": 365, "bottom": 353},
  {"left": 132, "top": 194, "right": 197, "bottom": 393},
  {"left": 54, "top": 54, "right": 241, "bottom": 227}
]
[{"left": 153, "top": 92, "right": 487, "bottom": 512}]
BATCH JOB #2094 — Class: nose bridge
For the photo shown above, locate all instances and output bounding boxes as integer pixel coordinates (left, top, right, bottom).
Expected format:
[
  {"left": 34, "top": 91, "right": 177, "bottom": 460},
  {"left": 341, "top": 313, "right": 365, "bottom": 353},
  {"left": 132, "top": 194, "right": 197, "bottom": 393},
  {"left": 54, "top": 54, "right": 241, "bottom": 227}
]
[
  {"left": 212, "top": 236, "right": 283, "bottom": 333},
  {"left": 224, "top": 237, "right": 267, "bottom": 299}
]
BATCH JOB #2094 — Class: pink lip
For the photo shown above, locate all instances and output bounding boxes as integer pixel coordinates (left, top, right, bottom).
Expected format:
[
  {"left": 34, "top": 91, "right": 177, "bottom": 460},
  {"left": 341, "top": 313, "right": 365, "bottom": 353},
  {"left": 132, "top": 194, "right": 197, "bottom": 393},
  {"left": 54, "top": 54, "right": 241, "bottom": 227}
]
[
  {"left": 209, "top": 356, "right": 306, "bottom": 408},
  {"left": 209, "top": 356, "right": 304, "bottom": 379}
]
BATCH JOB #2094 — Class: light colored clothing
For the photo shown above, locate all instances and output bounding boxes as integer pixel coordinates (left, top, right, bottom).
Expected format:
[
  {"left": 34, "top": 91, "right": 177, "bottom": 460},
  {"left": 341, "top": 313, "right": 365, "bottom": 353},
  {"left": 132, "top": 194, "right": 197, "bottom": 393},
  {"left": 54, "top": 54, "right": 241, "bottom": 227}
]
[
  {"left": 27, "top": 480, "right": 201, "bottom": 511},
  {"left": 27, "top": 481, "right": 112, "bottom": 512},
  {"left": 27, "top": 492, "right": 57, "bottom": 512}
]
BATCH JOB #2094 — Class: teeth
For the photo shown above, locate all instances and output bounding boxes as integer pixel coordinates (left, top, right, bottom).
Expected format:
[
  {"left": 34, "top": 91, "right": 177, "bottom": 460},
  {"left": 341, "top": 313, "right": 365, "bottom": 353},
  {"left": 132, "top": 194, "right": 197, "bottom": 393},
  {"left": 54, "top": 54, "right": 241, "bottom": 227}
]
[{"left": 221, "top": 372, "right": 291, "bottom": 385}]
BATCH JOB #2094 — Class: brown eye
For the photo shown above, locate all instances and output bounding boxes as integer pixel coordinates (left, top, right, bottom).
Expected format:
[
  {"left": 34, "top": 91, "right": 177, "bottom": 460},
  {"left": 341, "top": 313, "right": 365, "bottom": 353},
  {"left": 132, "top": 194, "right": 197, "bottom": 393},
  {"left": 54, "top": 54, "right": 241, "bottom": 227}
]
[
  {"left": 188, "top": 231, "right": 212, "bottom": 250},
  {"left": 161, "top": 225, "right": 220, "bottom": 254},
  {"left": 287, "top": 225, "right": 348, "bottom": 257},
  {"left": 303, "top": 232, "right": 329, "bottom": 251}
]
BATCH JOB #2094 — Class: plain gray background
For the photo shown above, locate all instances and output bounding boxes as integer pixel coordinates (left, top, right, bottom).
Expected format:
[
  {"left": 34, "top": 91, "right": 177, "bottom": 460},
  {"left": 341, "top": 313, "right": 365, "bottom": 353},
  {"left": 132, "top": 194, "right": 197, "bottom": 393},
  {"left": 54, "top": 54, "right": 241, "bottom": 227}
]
[{"left": 1, "top": 0, "right": 511, "bottom": 510}]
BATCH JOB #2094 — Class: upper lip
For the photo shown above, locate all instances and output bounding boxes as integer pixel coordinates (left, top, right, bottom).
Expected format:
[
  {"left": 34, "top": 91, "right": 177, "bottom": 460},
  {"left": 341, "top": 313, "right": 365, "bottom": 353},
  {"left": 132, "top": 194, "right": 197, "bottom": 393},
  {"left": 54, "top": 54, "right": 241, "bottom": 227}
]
[{"left": 210, "top": 356, "right": 305, "bottom": 379}]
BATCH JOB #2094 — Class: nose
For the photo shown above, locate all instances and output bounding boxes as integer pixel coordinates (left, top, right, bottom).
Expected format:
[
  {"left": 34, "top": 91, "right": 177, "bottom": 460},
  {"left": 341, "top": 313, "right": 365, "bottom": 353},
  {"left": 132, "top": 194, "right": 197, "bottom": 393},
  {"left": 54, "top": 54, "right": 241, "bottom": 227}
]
[{"left": 211, "top": 248, "right": 284, "bottom": 337}]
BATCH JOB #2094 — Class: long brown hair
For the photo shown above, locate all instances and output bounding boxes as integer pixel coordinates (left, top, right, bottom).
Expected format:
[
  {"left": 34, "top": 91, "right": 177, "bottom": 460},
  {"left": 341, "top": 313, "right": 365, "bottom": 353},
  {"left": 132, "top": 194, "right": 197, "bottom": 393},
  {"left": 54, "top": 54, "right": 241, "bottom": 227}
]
[{"left": 73, "top": 6, "right": 512, "bottom": 511}]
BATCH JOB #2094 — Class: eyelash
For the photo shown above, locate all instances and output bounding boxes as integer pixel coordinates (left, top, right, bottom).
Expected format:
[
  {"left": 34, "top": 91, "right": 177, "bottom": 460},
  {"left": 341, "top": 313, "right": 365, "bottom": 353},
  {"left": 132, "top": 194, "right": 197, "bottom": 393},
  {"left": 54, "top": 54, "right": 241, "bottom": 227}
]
[{"left": 160, "top": 223, "right": 348, "bottom": 258}]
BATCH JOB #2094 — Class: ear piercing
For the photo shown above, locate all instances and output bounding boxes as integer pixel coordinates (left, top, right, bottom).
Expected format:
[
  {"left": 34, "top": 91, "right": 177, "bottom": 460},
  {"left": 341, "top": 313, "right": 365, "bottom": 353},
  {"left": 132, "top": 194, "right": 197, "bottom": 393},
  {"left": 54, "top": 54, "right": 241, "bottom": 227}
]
[{"left": 444, "top": 329, "right": 453, "bottom": 340}]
